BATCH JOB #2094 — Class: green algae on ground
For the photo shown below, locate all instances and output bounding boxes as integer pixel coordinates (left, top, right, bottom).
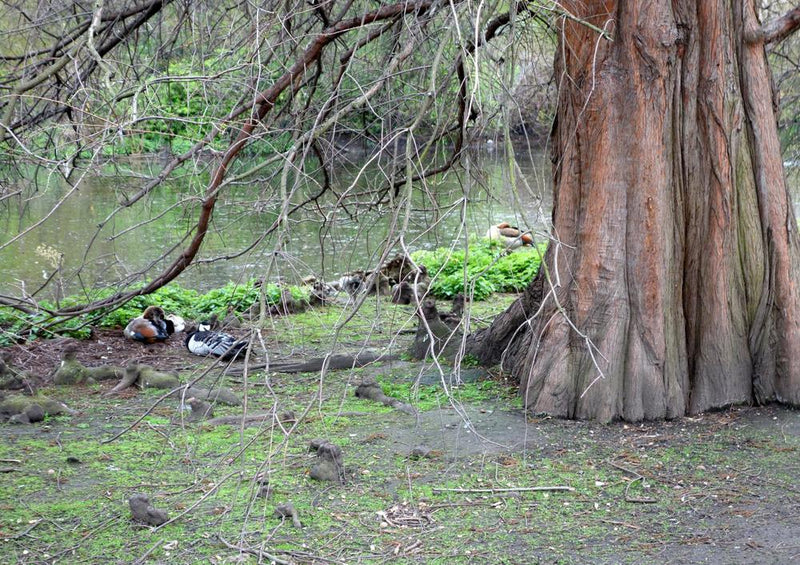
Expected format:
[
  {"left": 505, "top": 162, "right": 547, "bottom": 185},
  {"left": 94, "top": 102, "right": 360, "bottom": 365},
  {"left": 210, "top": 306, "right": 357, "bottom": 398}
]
[{"left": 2, "top": 294, "right": 800, "bottom": 564}]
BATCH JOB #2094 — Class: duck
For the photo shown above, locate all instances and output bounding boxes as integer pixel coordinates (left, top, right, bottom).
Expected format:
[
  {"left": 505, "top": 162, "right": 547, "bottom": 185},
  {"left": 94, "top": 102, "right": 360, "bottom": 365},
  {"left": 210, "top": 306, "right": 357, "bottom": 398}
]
[
  {"left": 124, "top": 306, "right": 170, "bottom": 344},
  {"left": 381, "top": 253, "right": 415, "bottom": 286},
  {"left": 184, "top": 330, "right": 247, "bottom": 360},
  {"left": 302, "top": 276, "right": 336, "bottom": 306},
  {"left": 164, "top": 313, "right": 185, "bottom": 334},
  {"left": 486, "top": 222, "right": 534, "bottom": 248},
  {"left": 336, "top": 271, "right": 366, "bottom": 297}
]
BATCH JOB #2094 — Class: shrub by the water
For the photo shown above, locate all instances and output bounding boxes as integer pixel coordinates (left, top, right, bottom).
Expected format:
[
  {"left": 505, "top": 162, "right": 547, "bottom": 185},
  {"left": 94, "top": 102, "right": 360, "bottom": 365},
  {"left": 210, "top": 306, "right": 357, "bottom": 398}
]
[
  {"left": 0, "top": 238, "right": 544, "bottom": 344},
  {"left": 412, "top": 238, "right": 546, "bottom": 300},
  {"left": 0, "top": 280, "right": 309, "bottom": 345}
]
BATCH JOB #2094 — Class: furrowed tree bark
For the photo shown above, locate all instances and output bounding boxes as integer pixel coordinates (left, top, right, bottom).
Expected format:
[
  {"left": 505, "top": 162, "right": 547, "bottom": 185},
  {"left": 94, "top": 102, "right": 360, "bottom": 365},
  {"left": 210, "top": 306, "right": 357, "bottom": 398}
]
[{"left": 468, "top": 0, "right": 800, "bottom": 421}]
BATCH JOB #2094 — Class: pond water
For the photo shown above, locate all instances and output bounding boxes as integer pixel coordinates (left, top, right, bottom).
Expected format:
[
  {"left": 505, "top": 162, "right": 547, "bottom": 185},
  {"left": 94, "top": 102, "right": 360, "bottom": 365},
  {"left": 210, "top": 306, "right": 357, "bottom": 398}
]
[{"left": 0, "top": 147, "right": 553, "bottom": 300}]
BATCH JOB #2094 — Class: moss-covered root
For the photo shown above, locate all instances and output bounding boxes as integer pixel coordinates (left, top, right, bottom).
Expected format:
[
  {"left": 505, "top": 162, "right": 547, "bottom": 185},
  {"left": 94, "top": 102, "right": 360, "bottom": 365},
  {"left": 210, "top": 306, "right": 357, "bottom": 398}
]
[
  {"left": 138, "top": 366, "right": 180, "bottom": 390},
  {"left": 53, "top": 346, "right": 123, "bottom": 385},
  {"left": 355, "top": 378, "right": 417, "bottom": 415},
  {"left": 409, "top": 300, "right": 462, "bottom": 360},
  {"left": 274, "top": 502, "right": 302, "bottom": 528},
  {"left": 168, "top": 386, "right": 241, "bottom": 406},
  {"left": 308, "top": 439, "right": 345, "bottom": 483},
  {"left": 204, "top": 409, "right": 293, "bottom": 427},
  {"left": 186, "top": 397, "right": 213, "bottom": 422},
  {"left": 129, "top": 493, "right": 169, "bottom": 526},
  {"left": 105, "top": 363, "right": 180, "bottom": 395},
  {"left": 0, "top": 354, "right": 37, "bottom": 391},
  {"left": 105, "top": 363, "right": 141, "bottom": 395},
  {"left": 0, "top": 394, "right": 76, "bottom": 421}
]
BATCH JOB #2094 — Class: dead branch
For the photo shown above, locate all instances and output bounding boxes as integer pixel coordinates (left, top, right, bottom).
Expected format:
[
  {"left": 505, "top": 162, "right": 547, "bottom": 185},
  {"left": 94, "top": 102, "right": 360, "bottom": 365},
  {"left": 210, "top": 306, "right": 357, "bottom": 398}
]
[
  {"left": 50, "top": 0, "right": 437, "bottom": 318},
  {"left": 432, "top": 486, "right": 575, "bottom": 494}
]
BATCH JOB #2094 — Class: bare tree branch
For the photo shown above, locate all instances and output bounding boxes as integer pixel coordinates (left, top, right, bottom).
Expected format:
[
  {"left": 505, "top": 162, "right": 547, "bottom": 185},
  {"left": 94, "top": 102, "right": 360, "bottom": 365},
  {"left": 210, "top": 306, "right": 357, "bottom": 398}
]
[
  {"left": 53, "top": 0, "right": 439, "bottom": 317},
  {"left": 746, "top": 6, "right": 800, "bottom": 45}
]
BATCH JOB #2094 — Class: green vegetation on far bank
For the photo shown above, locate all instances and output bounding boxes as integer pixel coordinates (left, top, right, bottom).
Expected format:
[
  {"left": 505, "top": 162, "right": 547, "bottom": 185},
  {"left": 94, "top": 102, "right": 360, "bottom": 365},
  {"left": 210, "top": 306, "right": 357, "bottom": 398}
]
[
  {"left": 411, "top": 238, "right": 547, "bottom": 300},
  {"left": 0, "top": 239, "right": 545, "bottom": 345}
]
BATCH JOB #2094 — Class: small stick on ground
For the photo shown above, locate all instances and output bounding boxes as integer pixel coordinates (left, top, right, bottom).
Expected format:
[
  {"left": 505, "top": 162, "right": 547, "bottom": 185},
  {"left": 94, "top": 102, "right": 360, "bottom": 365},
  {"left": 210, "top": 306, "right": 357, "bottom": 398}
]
[
  {"left": 132, "top": 540, "right": 164, "bottom": 565},
  {"left": 152, "top": 470, "right": 241, "bottom": 531},
  {"left": 624, "top": 477, "right": 657, "bottom": 504},
  {"left": 215, "top": 535, "right": 292, "bottom": 565},
  {"left": 609, "top": 460, "right": 657, "bottom": 503},
  {"left": 601, "top": 519, "right": 643, "bottom": 530},
  {"left": 432, "top": 486, "right": 575, "bottom": 494}
]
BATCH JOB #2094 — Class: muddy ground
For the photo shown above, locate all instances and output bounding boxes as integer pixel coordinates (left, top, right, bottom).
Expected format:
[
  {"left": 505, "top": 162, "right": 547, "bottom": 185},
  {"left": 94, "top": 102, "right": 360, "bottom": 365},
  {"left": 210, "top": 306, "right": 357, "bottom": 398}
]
[{"left": 1, "top": 326, "right": 800, "bottom": 564}]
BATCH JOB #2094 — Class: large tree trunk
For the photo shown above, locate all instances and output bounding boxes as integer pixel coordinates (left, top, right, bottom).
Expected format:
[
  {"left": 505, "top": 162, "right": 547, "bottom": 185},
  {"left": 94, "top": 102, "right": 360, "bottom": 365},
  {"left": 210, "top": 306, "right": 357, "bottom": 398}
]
[{"left": 468, "top": 1, "right": 800, "bottom": 421}]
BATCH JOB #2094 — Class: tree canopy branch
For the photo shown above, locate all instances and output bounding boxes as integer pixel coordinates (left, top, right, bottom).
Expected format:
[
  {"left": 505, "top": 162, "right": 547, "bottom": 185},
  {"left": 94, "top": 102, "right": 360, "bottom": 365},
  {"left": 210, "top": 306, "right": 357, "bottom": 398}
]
[{"left": 747, "top": 6, "right": 800, "bottom": 45}]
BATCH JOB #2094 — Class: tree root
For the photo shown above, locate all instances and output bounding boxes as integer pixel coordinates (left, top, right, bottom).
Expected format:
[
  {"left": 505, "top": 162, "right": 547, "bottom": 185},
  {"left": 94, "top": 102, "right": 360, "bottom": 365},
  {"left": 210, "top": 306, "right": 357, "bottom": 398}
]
[
  {"left": 225, "top": 352, "right": 397, "bottom": 376},
  {"left": 168, "top": 386, "right": 241, "bottom": 406},
  {"left": 129, "top": 493, "right": 169, "bottom": 526},
  {"left": 0, "top": 354, "right": 38, "bottom": 392},
  {"left": 0, "top": 394, "right": 76, "bottom": 422},
  {"left": 308, "top": 439, "right": 345, "bottom": 483},
  {"left": 105, "top": 363, "right": 179, "bottom": 395},
  {"left": 274, "top": 502, "right": 302, "bottom": 528},
  {"left": 409, "top": 300, "right": 462, "bottom": 360},
  {"left": 204, "top": 409, "right": 294, "bottom": 427},
  {"left": 355, "top": 378, "right": 417, "bottom": 415},
  {"left": 104, "top": 365, "right": 241, "bottom": 406},
  {"left": 52, "top": 344, "right": 123, "bottom": 385}
]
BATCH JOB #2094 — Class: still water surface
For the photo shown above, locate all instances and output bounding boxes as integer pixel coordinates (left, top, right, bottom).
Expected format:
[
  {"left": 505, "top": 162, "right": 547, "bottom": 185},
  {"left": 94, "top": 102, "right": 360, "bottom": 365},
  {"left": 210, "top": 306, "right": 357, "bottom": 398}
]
[{"left": 0, "top": 149, "right": 553, "bottom": 300}]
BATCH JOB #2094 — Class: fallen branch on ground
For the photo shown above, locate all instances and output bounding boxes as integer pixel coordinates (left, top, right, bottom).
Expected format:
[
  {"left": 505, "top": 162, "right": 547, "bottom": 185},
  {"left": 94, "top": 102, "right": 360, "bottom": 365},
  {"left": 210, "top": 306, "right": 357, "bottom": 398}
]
[
  {"left": 609, "top": 460, "right": 657, "bottom": 503},
  {"left": 432, "top": 486, "right": 575, "bottom": 494},
  {"left": 225, "top": 352, "right": 398, "bottom": 375}
]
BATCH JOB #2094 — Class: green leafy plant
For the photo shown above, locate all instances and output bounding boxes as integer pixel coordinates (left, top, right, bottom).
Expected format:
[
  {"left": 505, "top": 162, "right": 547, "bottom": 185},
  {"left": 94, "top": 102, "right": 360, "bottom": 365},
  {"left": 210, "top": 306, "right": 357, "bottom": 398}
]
[
  {"left": 412, "top": 238, "right": 547, "bottom": 300},
  {"left": 194, "top": 281, "right": 260, "bottom": 319}
]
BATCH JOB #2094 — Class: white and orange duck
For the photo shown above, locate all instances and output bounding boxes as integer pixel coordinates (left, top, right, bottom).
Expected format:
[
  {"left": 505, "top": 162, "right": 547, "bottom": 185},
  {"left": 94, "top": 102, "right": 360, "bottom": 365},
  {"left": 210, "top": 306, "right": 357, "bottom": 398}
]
[
  {"left": 486, "top": 222, "right": 533, "bottom": 248},
  {"left": 124, "top": 306, "right": 172, "bottom": 344}
]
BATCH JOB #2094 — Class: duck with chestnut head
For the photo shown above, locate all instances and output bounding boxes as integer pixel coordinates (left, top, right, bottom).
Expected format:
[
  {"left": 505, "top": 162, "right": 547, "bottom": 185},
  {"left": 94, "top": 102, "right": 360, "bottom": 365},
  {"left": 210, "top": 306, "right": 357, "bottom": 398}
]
[
  {"left": 486, "top": 222, "right": 533, "bottom": 248},
  {"left": 124, "top": 306, "right": 170, "bottom": 344}
]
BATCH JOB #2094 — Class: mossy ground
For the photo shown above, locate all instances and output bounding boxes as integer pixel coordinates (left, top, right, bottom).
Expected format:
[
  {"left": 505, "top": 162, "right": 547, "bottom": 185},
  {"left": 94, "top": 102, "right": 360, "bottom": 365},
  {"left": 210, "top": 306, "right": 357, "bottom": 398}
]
[{"left": 1, "top": 295, "right": 799, "bottom": 564}]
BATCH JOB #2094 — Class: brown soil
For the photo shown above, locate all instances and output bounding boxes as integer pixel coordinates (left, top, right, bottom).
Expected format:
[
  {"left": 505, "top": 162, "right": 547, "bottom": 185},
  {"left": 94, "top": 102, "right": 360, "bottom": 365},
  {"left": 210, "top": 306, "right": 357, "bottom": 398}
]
[{"left": 4, "top": 328, "right": 222, "bottom": 383}]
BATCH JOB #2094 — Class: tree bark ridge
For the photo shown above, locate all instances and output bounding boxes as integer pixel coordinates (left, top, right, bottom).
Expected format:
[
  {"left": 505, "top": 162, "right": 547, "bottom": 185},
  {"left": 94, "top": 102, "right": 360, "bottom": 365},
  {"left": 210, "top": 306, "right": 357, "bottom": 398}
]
[{"left": 469, "top": 0, "right": 800, "bottom": 421}]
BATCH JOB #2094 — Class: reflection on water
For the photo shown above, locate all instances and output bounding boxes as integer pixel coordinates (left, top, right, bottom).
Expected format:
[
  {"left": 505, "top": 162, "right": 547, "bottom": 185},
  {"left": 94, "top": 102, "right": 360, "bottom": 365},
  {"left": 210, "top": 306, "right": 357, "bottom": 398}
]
[{"left": 0, "top": 149, "right": 553, "bottom": 300}]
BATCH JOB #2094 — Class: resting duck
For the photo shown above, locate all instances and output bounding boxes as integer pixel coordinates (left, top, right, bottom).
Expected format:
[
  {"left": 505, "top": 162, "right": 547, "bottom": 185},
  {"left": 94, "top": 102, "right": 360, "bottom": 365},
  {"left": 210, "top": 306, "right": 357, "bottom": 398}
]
[
  {"left": 336, "top": 271, "right": 366, "bottom": 297},
  {"left": 302, "top": 276, "right": 336, "bottom": 306},
  {"left": 164, "top": 313, "right": 185, "bottom": 334},
  {"left": 486, "top": 222, "right": 534, "bottom": 248},
  {"left": 334, "top": 270, "right": 392, "bottom": 298},
  {"left": 124, "top": 306, "right": 170, "bottom": 344},
  {"left": 185, "top": 330, "right": 247, "bottom": 360}
]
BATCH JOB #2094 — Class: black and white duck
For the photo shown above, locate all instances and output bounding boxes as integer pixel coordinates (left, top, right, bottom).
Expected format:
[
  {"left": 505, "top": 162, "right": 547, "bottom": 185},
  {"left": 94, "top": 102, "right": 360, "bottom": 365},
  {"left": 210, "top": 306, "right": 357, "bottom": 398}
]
[{"left": 184, "top": 330, "right": 247, "bottom": 360}]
